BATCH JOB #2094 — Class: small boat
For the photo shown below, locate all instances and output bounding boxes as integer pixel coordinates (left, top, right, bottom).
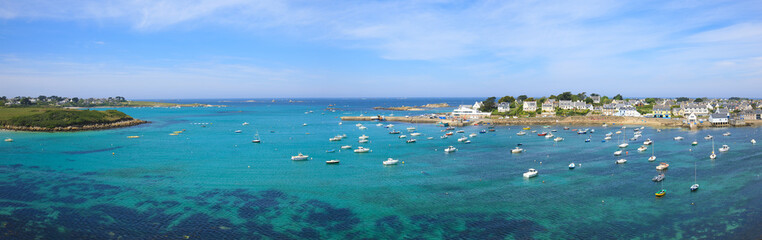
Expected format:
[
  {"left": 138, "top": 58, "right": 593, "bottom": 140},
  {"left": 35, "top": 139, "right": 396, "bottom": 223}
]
[
  {"left": 469, "top": 133, "right": 478, "bottom": 137},
  {"left": 577, "top": 130, "right": 587, "bottom": 134},
  {"left": 523, "top": 168, "right": 538, "bottom": 178},
  {"left": 479, "top": 129, "right": 487, "bottom": 134},
  {"left": 710, "top": 138, "right": 717, "bottom": 159},
  {"left": 604, "top": 136, "right": 612, "bottom": 140},
  {"left": 354, "top": 147, "right": 371, "bottom": 153},
  {"left": 545, "top": 134, "right": 554, "bottom": 139},
  {"left": 398, "top": 135, "right": 407, "bottom": 139},
  {"left": 406, "top": 139, "right": 416, "bottom": 143},
  {"left": 235, "top": 130, "right": 243, "bottom": 133},
  {"left": 718, "top": 145, "right": 729, "bottom": 152},
  {"left": 511, "top": 147, "right": 524, "bottom": 153},
  {"left": 690, "top": 184, "right": 699, "bottom": 191},
  {"left": 605, "top": 132, "right": 613, "bottom": 137},
  {"left": 615, "top": 131, "right": 622, "bottom": 134},
  {"left": 629, "top": 137, "right": 638, "bottom": 141},
  {"left": 722, "top": 132, "right": 731, "bottom": 136},
  {"left": 456, "top": 130, "right": 465, "bottom": 133},
  {"left": 674, "top": 136, "right": 684, "bottom": 140},
  {"left": 590, "top": 129, "right": 595, "bottom": 133},
  {"left": 326, "top": 149, "right": 336, "bottom": 153},
  {"left": 563, "top": 127, "right": 570, "bottom": 130},
  {"left": 341, "top": 145, "right": 352, "bottom": 149},
  {"left": 444, "top": 146, "right": 457, "bottom": 153},
  {"left": 376, "top": 123, "right": 383, "bottom": 126},
  {"left": 385, "top": 124, "right": 394, "bottom": 128},
  {"left": 445, "top": 132, "right": 454, "bottom": 136},
  {"left": 356, "top": 123, "right": 363, "bottom": 127},
  {"left": 531, "top": 130, "right": 537, "bottom": 133},
  {"left": 523, "top": 127, "right": 531, "bottom": 130},
  {"left": 127, "top": 136, "right": 140, "bottom": 139},
  {"left": 326, "top": 160, "right": 340, "bottom": 164},
  {"left": 426, "top": 137, "right": 434, "bottom": 140},
  {"left": 303, "top": 123, "right": 308, "bottom": 126},
  {"left": 242, "top": 122, "right": 249, "bottom": 125},
  {"left": 656, "top": 162, "right": 669, "bottom": 170},
  {"left": 618, "top": 143, "right": 629, "bottom": 148},
  {"left": 691, "top": 141, "right": 698, "bottom": 146},
  {"left": 585, "top": 139, "right": 591, "bottom": 142},
  {"left": 648, "top": 155, "right": 656, "bottom": 162},
  {"left": 4, "top": 138, "right": 13, "bottom": 142},
  {"left": 383, "top": 158, "right": 399, "bottom": 165},
  {"left": 252, "top": 139, "right": 261, "bottom": 143},
  {"left": 407, "top": 127, "right": 416, "bottom": 131},
  {"left": 488, "top": 129, "right": 496, "bottom": 132},
  {"left": 464, "top": 140, "right": 471, "bottom": 144},
  {"left": 440, "top": 135, "right": 449, "bottom": 139},
  {"left": 516, "top": 131, "right": 527, "bottom": 136},
  {"left": 643, "top": 139, "right": 653, "bottom": 145},
  {"left": 638, "top": 145, "right": 647, "bottom": 152},
  {"left": 291, "top": 153, "right": 309, "bottom": 161},
  {"left": 569, "top": 163, "right": 576, "bottom": 169},
  {"left": 359, "top": 126, "right": 367, "bottom": 130},
  {"left": 614, "top": 150, "right": 623, "bottom": 156},
  {"left": 554, "top": 137, "right": 564, "bottom": 142},
  {"left": 410, "top": 132, "right": 422, "bottom": 136},
  {"left": 655, "top": 189, "right": 667, "bottom": 197},
  {"left": 457, "top": 136, "right": 468, "bottom": 142},
  {"left": 537, "top": 132, "right": 548, "bottom": 136},
  {"left": 752, "top": 139, "right": 757, "bottom": 144},
  {"left": 389, "top": 130, "right": 400, "bottom": 134},
  {"left": 446, "top": 126, "right": 455, "bottom": 130},
  {"left": 330, "top": 137, "right": 342, "bottom": 141},
  {"left": 358, "top": 139, "right": 369, "bottom": 143},
  {"left": 691, "top": 162, "right": 699, "bottom": 191},
  {"left": 652, "top": 174, "right": 665, "bottom": 182},
  {"left": 169, "top": 133, "right": 179, "bottom": 136},
  {"left": 602, "top": 124, "right": 607, "bottom": 127},
  {"left": 616, "top": 159, "right": 627, "bottom": 164},
  {"left": 551, "top": 129, "right": 557, "bottom": 132},
  {"left": 704, "top": 135, "right": 713, "bottom": 140}
]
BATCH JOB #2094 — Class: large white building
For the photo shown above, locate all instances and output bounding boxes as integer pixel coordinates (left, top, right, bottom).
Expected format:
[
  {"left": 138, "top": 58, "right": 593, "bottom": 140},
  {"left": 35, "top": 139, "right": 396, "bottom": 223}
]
[
  {"left": 614, "top": 106, "right": 642, "bottom": 117},
  {"left": 523, "top": 101, "right": 537, "bottom": 112},
  {"left": 452, "top": 104, "right": 491, "bottom": 118}
]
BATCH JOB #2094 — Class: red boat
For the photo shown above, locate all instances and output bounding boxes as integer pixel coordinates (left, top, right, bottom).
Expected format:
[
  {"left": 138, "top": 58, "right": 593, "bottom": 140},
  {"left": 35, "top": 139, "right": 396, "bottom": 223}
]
[
  {"left": 537, "top": 132, "right": 547, "bottom": 136},
  {"left": 445, "top": 132, "right": 454, "bottom": 136}
]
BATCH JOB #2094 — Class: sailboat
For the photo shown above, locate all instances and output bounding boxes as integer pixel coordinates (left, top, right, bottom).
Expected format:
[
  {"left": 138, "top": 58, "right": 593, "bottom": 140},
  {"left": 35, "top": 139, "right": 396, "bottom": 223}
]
[
  {"left": 648, "top": 140, "right": 656, "bottom": 161},
  {"left": 251, "top": 131, "right": 261, "bottom": 143},
  {"left": 710, "top": 138, "right": 717, "bottom": 159},
  {"left": 618, "top": 127, "right": 629, "bottom": 148},
  {"left": 690, "top": 162, "right": 699, "bottom": 191}
]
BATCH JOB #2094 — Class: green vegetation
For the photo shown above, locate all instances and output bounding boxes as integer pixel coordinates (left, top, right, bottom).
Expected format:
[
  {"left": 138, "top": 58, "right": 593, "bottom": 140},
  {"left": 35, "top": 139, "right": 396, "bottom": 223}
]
[
  {"left": 554, "top": 108, "right": 589, "bottom": 117},
  {"left": 0, "top": 108, "right": 133, "bottom": 128},
  {"left": 676, "top": 97, "right": 689, "bottom": 102},
  {"left": 479, "top": 97, "right": 497, "bottom": 112},
  {"left": 613, "top": 94, "right": 623, "bottom": 100},
  {"left": 636, "top": 104, "right": 653, "bottom": 115},
  {"left": 498, "top": 96, "right": 515, "bottom": 104}
]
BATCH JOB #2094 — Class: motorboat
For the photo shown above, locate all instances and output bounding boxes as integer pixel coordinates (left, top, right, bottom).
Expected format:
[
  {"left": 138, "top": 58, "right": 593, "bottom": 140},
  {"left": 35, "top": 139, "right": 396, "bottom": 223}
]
[
  {"left": 568, "top": 163, "right": 576, "bottom": 169},
  {"left": 643, "top": 139, "right": 653, "bottom": 145},
  {"left": 545, "top": 134, "right": 554, "bottom": 139},
  {"left": 554, "top": 137, "right": 564, "bottom": 142},
  {"left": 656, "top": 162, "right": 669, "bottom": 170},
  {"left": 456, "top": 130, "right": 465, "bottom": 133},
  {"left": 326, "top": 160, "right": 340, "bottom": 164},
  {"left": 457, "top": 136, "right": 468, "bottom": 142},
  {"left": 722, "top": 132, "right": 731, "bottom": 136},
  {"left": 407, "top": 127, "right": 416, "bottom": 131},
  {"left": 511, "top": 147, "right": 524, "bottom": 153},
  {"left": 330, "top": 137, "right": 342, "bottom": 141},
  {"left": 537, "top": 132, "right": 548, "bottom": 136},
  {"left": 445, "top": 132, "right": 454, "bottom": 136},
  {"left": 464, "top": 140, "right": 471, "bottom": 144},
  {"left": 616, "top": 159, "right": 627, "bottom": 164},
  {"left": 523, "top": 127, "right": 531, "bottom": 130},
  {"left": 704, "top": 135, "right": 713, "bottom": 140},
  {"left": 446, "top": 126, "right": 456, "bottom": 130},
  {"left": 399, "top": 135, "right": 407, "bottom": 139},
  {"left": 531, "top": 130, "right": 537, "bottom": 133},
  {"left": 604, "top": 136, "right": 612, "bottom": 140},
  {"left": 389, "top": 130, "right": 400, "bottom": 134},
  {"left": 648, "top": 155, "right": 656, "bottom": 161},
  {"left": 615, "top": 131, "right": 622, "bottom": 134},
  {"left": 618, "top": 143, "right": 629, "bottom": 148},
  {"left": 480, "top": 130, "right": 487, "bottom": 134},
  {"left": 235, "top": 130, "right": 243, "bottom": 133},
  {"left": 252, "top": 139, "right": 261, "bottom": 143},
  {"left": 355, "top": 123, "right": 363, "bottom": 127},
  {"left": 4, "top": 138, "right": 13, "bottom": 142},
  {"left": 303, "top": 123, "right": 308, "bottom": 126},
  {"left": 358, "top": 139, "right": 369, "bottom": 143},
  {"left": 752, "top": 139, "right": 757, "bottom": 144},
  {"left": 406, "top": 139, "right": 416, "bottom": 143},
  {"left": 444, "top": 146, "right": 457, "bottom": 153},
  {"left": 718, "top": 145, "right": 729, "bottom": 152},
  {"left": 564, "top": 127, "right": 570, "bottom": 130},
  {"left": 614, "top": 150, "right": 623, "bottom": 156},
  {"left": 291, "top": 153, "right": 309, "bottom": 161},
  {"left": 427, "top": 137, "right": 434, "bottom": 140},
  {"left": 354, "top": 147, "right": 371, "bottom": 153},
  {"left": 551, "top": 129, "right": 557, "bottom": 132},
  {"left": 410, "top": 132, "right": 422, "bottom": 136},
  {"left": 585, "top": 139, "right": 591, "bottom": 142},
  {"left": 605, "top": 132, "right": 613, "bottom": 137},
  {"left": 326, "top": 149, "right": 335, "bottom": 153},
  {"left": 638, "top": 146, "right": 647, "bottom": 152},
  {"left": 385, "top": 124, "right": 394, "bottom": 128},
  {"left": 383, "top": 158, "right": 399, "bottom": 165},
  {"left": 655, "top": 189, "right": 666, "bottom": 197},
  {"left": 469, "top": 133, "right": 478, "bottom": 137},
  {"left": 517, "top": 131, "right": 527, "bottom": 136},
  {"left": 341, "top": 145, "right": 352, "bottom": 149},
  {"left": 376, "top": 123, "right": 383, "bottom": 126},
  {"left": 523, "top": 168, "right": 538, "bottom": 178},
  {"left": 674, "top": 136, "right": 684, "bottom": 140},
  {"left": 242, "top": 122, "right": 249, "bottom": 126},
  {"left": 652, "top": 174, "right": 665, "bottom": 182},
  {"left": 359, "top": 126, "right": 367, "bottom": 130},
  {"left": 691, "top": 141, "right": 698, "bottom": 146}
]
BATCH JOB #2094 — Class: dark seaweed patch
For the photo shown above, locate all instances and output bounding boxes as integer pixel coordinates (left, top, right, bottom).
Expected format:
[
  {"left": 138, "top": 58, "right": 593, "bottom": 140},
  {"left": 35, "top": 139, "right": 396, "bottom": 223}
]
[{"left": 62, "top": 146, "right": 123, "bottom": 155}]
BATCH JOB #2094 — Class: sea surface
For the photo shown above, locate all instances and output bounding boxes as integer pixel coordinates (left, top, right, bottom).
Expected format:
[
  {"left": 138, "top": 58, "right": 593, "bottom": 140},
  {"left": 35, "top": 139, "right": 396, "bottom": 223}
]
[{"left": 1, "top": 98, "right": 761, "bottom": 239}]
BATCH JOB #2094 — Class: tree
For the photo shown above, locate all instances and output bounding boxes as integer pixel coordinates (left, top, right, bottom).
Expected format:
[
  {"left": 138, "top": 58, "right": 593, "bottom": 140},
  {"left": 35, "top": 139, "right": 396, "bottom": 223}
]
[
  {"left": 558, "top": 92, "right": 573, "bottom": 101},
  {"left": 526, "top": 97, "right": 535, "bottom": 101},
  {"left": 115, "top": 96, "right": 126, "bottom": 102},
  {"left": 498, "top": 95, "right": 515, "bottom": 103},
  {"left": 20, "top": 97, "right": 32, "bottom": 105},
  {"left": 479, "top": 97, "right": 497, "bottom": 112},
  {"left": 549, "top": 95, "right": 557, "bottom": 99},
  {"left": 584, "top": 97, "right": 593, "bottom": 104},
  {"left": 38, "top": 95, "right": 47, "bottom": 102},
  {"left": 576, "top": 92, "right": 587, "bottom": 100},
  {"left": 601, "top": 96, "right": 611, "bottom": 104},
  {"left": 693, "top": 98, "right": 704, "bottom": 103},
  {"left": 517, "top": 95, "right": 528, "bottom": 102},
  {"left": 72, "top": 97, "right": 79, "bottom": 103},
  {"left": 590, "top": 93, "right": 599, "bottom": 97},
  {"left": 538, "top": 97, "right": 547, "bottom": 105},
  {"left": 571, "top": 95, "right": 580, "bottom": 102},
  {"left": 613, "top": 94, "right": 623, "bottom": 100},
  {"left": 645, "top": 98, "right": 656, "bottom": 104},
  {"left": 676, "top": 97, "right": 689, "bottom": 102}
]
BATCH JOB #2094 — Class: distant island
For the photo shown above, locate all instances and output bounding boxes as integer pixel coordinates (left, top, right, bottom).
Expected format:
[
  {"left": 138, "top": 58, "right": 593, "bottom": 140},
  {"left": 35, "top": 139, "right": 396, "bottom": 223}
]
[
  {"left": 374, "top": 103, "right": 450, "bottom": 111},
  {"left": 0, "top": 95, "right": 218, "bottom": 132}
]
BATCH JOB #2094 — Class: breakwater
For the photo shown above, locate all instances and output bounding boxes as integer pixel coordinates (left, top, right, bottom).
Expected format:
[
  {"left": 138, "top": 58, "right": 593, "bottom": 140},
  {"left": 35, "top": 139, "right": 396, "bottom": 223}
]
[{"left": 1, "top": 119, "right": 148, "bottom": 132}]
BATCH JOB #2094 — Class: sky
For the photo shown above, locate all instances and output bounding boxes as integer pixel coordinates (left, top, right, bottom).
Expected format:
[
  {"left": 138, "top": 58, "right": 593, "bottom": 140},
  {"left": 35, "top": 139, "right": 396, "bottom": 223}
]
[{"left": 1, "top": 0, "right": 762, "bottom": 99}]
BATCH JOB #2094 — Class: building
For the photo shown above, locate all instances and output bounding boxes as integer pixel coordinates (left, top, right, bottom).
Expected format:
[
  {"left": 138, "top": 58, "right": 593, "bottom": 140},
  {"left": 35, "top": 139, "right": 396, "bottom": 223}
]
[
  {"left": 591, "top": 95, "right": 600, "bottom": 103},
  {"left": 602, "top": 104, "right": 618, "bottom": 116},
  {"left": 681, "top": 103, "right": 709, "bottom": 116},
  {"left": 497, "top": 102, "right": 510, "bottom": 112},
  {"left": 452, "top": 105, "right": 491, "bottom": 118},
  {"left": 709, "top": 113, "right": 728, "bottom": 125},
  {"left": 541, "top": 101, "right": 554, "bottom": 112},
  {"left": 523, "top": 101, "right": 537, "bottom": 112},
  {"left": 614, "top": 106, "right": 642, "bottom": 117},
  {"left": 653, "top": 105, "right": 671, "bottom": 118},
  {"left": 559, "top": 100, "right": 573, "bottom": 110}
]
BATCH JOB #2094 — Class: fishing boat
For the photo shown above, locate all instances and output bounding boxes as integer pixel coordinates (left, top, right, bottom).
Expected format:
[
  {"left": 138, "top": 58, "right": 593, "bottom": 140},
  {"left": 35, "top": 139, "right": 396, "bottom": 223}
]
[
  {"left": 444, "top": 146, "right": 457, "bottom": 153},
  {"left": 517, "top": 131, "right": 527, "bottom": 136},
  {"left": 457, "top": 136, "right": 468, "bottom": 142},
  {"left": 638, "top": 145, "right": 647, "bottom": 152},
  {"left": 354, "top": 147, "right": 371, "bottom": 153},
  {"left": 614, "top": 150, "right": 623, "bottom": 156},
  {"left": 554, "top": 137, "right": 564, "bottom": 142},
  {"left": 616, "top": 159, "right": 627, "bottom": 164},
  {"left": 718, "top": 145, "right": 729, "bottom": 152},
  {"left": 722, "top": 132, "right": 731, "bottom": 136},
  {"left": 511, "top": 146, "right": 524, "bottom": 153},
  {"left": 704, "top": 135, "right": 713, "bottom": 140},
  {"left": 656, "top": 162, "right": 669, "bottom": 170},
  {"left": 341, "top": 145, "right": 352, "bottom": 149},
  {"left": 291, "top": 153, "right": 309, "bottom": 161},
  {"left": 406, "top": 139, "right": 416, "bottom": 143},
  {"left": 710, "top": 138, "right": 717, "bottom": 159},
  {"left": 643, "top": 139, "right": 653, "bottom": 145},
  {"left": 652, "top": 174, "right": 665, "bottom": 182},
  {"left": 691, "top": 141, "right": 698, "bottom": 146},
  {"left": 655, "top": 189, "right": 666, "bottom": 197},
  {"left": 383, "top": 158, "right": 399, "bottom": 165},
  {"left": 326, "top": 160, "right": 340, "bottom": 164},
  {"left": 523, "top": 168, "right": 538, "bottom": 178},
  {"left": 568, "top": 163, "right": 576, "bottom": 169}
]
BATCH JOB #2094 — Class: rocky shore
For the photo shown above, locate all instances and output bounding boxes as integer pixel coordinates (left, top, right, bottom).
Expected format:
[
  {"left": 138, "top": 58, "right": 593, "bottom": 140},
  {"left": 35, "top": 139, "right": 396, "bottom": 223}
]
[
  {"left": 341, "top": 115, "right": 688, "bottom": 128},
  {"left": 373, "top": 103, "right": 451, "bottom": 111},
  {"left": 1, "top": 119, "right": 149, "bottom": 132}
]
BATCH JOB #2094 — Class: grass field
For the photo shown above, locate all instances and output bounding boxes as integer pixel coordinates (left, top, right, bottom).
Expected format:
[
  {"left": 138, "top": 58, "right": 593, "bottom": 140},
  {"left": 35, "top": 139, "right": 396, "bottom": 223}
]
[{"left": 0, "top": 107, "right": 134, "bottom": 128}]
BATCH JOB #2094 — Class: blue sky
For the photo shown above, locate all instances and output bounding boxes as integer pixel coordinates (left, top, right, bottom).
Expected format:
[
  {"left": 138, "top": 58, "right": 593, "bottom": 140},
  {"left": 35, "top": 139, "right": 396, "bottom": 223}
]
[{"left": 1, "top": 0, "right": 761, "bottom": 99}]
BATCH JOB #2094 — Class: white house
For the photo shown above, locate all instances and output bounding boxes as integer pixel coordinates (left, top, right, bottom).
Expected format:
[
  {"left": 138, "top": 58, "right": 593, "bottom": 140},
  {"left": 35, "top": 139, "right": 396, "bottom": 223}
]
[
  {"left": 541, "top": 101, "right": 554, "bottom": 112},
  {"left": 452, "top": 105, "right": 491, "bottom": 118},
  {"left": 681, "top": 103, "right": 709, "bottom": 116},
  {"left": 497, "top": 102, "right": 510, "bottom": 112},
  {"left": 709, "top": 113, "right": 728, "bottom": 125},
  {"left": 559, "top": 100, "right": 573, "bottom": 110},
  {"left": 614, "top": 106, "right": 642, "bottom": 117},
  {"left": 523, "top": 101, "right": 537, "bottom": 112},
  {"left": 591, "top": 96, "right": 601, "bottom": 103}
]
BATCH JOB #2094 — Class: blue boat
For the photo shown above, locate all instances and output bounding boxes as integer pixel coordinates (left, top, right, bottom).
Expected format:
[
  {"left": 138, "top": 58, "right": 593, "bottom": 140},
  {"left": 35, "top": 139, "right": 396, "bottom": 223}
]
[{"left": 326, "top": 149, "right": 336, "bottom": 153}]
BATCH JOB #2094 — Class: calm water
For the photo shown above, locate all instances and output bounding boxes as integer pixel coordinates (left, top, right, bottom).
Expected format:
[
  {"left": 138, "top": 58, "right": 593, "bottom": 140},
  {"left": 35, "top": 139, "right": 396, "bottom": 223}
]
[{"left": 1, "top": 98, "right": 761, "bottom": 239}]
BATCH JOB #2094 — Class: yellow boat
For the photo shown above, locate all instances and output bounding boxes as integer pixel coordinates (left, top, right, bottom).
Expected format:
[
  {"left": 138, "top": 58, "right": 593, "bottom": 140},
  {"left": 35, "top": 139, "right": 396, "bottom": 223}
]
[
  {"left": 127, "top": 136, "right": 140, "bottom": 139},
  {"left": 523, "top": 127, "right": 531, "bottom": 130},
  {"left": 655, "top": 189, "right": 666, "bottom": 197},
  {"left": 169, "top": 133, "right": 179, "bottom": 136},
  {"left": 173, "top": 131, "right": 183, "bottom": 134}
]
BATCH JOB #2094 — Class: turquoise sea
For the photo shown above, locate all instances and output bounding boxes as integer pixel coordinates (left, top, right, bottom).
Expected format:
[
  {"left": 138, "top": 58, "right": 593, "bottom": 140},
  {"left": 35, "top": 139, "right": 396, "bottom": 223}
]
[{"left": 1, "top": 98, "right": 761, "bottom": 239}]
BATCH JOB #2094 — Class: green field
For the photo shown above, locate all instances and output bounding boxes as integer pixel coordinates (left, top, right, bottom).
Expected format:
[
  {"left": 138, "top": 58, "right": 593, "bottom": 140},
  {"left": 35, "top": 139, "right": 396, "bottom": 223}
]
[{"left": 0, "top": 107, "right": 134, "bottom": 128}]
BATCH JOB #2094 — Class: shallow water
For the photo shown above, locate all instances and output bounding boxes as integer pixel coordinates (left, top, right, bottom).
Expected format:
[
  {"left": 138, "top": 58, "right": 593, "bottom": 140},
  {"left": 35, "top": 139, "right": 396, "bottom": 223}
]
[{"left": 1, "top": 98, "right": 761, "bottom": 239}]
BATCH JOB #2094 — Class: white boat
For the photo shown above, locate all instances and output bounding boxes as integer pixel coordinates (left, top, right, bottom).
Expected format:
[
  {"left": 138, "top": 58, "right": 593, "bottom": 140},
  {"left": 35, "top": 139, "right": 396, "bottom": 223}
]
[
  {"left": 291, "top": 153, "right": 309, "bottom": 161},
  {"left": 341, "top": 145, "right": 352, "bottom": 149},
  {"left": 242, "top": 122, "right": 249, "bottom": 125},
  {"left": 406, "top": 139, "right": 416, "bottom": 143},
  {"left": 637, "top": 145, "right": 647, "bottom": 152},
  {"left": 674, "top": 136, "right": 684, "bottom": 140},
  {"left": 355, "top": 123, "right": 363, "bottom": 127},
  {"left": 516, "top": 131, "right": 527, "bottom": 136},
  {"left": 718, "top": 145, "right": 729, "bottom": 152},
  {"left": 456, "top": 130, "right": 465, "bottom": 133},
  {"left": 359, "top": 135, "right": 369, "bottom": 140},
  {"left": 359, "top": 126, "right": 367, "bottom": 130},
  {"left": 523, "top": 168, "right": 538, "bottom": 178},
  {"left": 614, "top": 150, "right": 622, "bottom": 156},
  {"left": 511, "top": 147, "right": 524, "bottom": 153},
  {"left": 704, "top": 135, "right": 713, "bottom": 140},
  {"left": 469, "top": 133, "right": 477, "bottom": 137},
  {"left": 648, "top": 140, "right": 656, "bottom": 161},
  {"left": 464, "top": 140, "right": 471, "bottom": 144},
  {"left": 656, "top": 162, "right": 669, "bottom": 170},
  {"left": 710, "top": 138, "right": 717, "bottom": 159},
  {"left": 615, "top": 131, "right": 622, "bottom": 134},
  {"left": 648, "top": 155, "right": 656, "bottom": 162},
  {"left": 444, "top": 146, "right": 457, "bottom": 153},
  {"left": 545, "top": 134, "right": 554, "bottom": 139},
  {"left": 235, "top": 130, "right": 243, "bottom": 133},
  {"left": 383, "top": 158, "right": 399, "bottom": 165},
  {"left": 329, "top": 137, "right": 342, "bottom": 141},
  {"left": 618, "top": 143, "right": 629, "bottom": 148},
  {"left": 751, "top": 139, "right": 756, "bottom": 144},
  {"left": 457, "top": 136, "right": 468, "bottom": 142},
  {"left": 722, "top": 132, "right": 731, "bottom": 136},
  {"left": 616, "top": 159, "right": 627, "bottom": 164},
  {"left": 568, "top": 163, "right": 576, "bottom": 169},
  {"left": 399, "top": 135, "right": 407, "bottom": 139},
  {"left": 385, "top": 124, "right": 394, "bottom": 128},
  {"left": 690, "top": 162, "right": 699, "bottom": 191},
  {"left": 427, "top": 137, "right": 434, "bottom": 140},
  {"left": 407, "top": 127, "right": 416, "bottom": 131},
  {"left": 326, "top": 160, "right": 340, "bottom": 164},
  {"left": 605, "top": 132, "right": 613, "bottom": 137},
  {"left": 618, "top": 129, "right": 628, "bottom": 148},
  {"left": 340, "top": 122, "right": 344, "bottom": 125},
  {"left": 303, "top": 123, "right": 308, "bottom": 126},
  {"left": 643, "top": 139, "right": 653, "bottom": 145},
  {"left": 411, "top": 132, "right": 422, "bottom": 136},
  {"left": 554, "top": 137, "right": 564, "bottom": 142},
  {"left": 604, "top": 136, "right": 612, "bottom": 140},
  {"left": 691, "top": 141, "right": 698, "bottom": 146},
  {"left": 376, "top": 123, "right": 383, "bottom": 127},
  {"left": 440, "top": 135, "right": 449, "bottom": 139},
  {"left": 358, "top": 139, "right": 369, "bottom": 143},
  {"left": 4, "top": 138, "right": 13, "bottom": 142},
  {"left": 354, "top": 147, "right": 371, "bottom": 153},
  {"left": 657, "top": 129, "right": 662, "bottom": 132}
]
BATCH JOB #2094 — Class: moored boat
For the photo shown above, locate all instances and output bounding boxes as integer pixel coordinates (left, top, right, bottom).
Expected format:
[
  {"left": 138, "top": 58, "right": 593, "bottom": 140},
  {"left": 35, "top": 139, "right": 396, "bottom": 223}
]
[
  {"left": 444, "top": 146, "right": 457, "bottom": 153},
  {"left": 655, "top": 189, "right": 666, "bottom": 197},
  {"left": 652, "top": 174, "right": 665, "bottom": 182},
  {"left": 718, "top": 145, "right": 729, "bottom": 152},
  {"left": 341, "top": 145, "right": 352, "bottom": 149},
  {"left": 656, "top": 162, "right": 669, "bottom": 170},
  {"left": 638, "top": 145, "right": 647, "bottom": 152},
  {"left": 511, "top": 147, "right": 524, "bottom": 153},
  {"left": 523, "top": 168, "right": 538, "bottom": 178},
  {"left": 326, "top": 160, "right": 340, "bottom": 164},
  {"left": 383, "top": 158, "right": 399, "bottom": 165},
  {"left": 616, "top": 159, "right": 627, "bottom": 164},
  {"left": 291, "top": 153, "right": 309, "bottom": 161},
  {"left": 568, "top": 163, "right": 575, "bottom": 169},
  {"left": 674, "top": 136, "right": 684, "bottom": 140},
  {"left": 354, "top": 147, "right": 371, "bottom": 153}
]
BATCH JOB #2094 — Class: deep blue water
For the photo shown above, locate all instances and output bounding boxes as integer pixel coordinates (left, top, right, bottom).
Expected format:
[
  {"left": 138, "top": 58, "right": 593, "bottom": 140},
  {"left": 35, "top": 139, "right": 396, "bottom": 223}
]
[{"left": 1, "top": 98, "right": 761, "bottom": 239}]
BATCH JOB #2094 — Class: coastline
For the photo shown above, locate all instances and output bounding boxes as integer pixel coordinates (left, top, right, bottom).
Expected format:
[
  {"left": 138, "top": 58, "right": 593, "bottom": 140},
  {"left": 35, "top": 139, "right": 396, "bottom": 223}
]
[{"left": 1, "top": 119, "right": 149, "bottom": 132}]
